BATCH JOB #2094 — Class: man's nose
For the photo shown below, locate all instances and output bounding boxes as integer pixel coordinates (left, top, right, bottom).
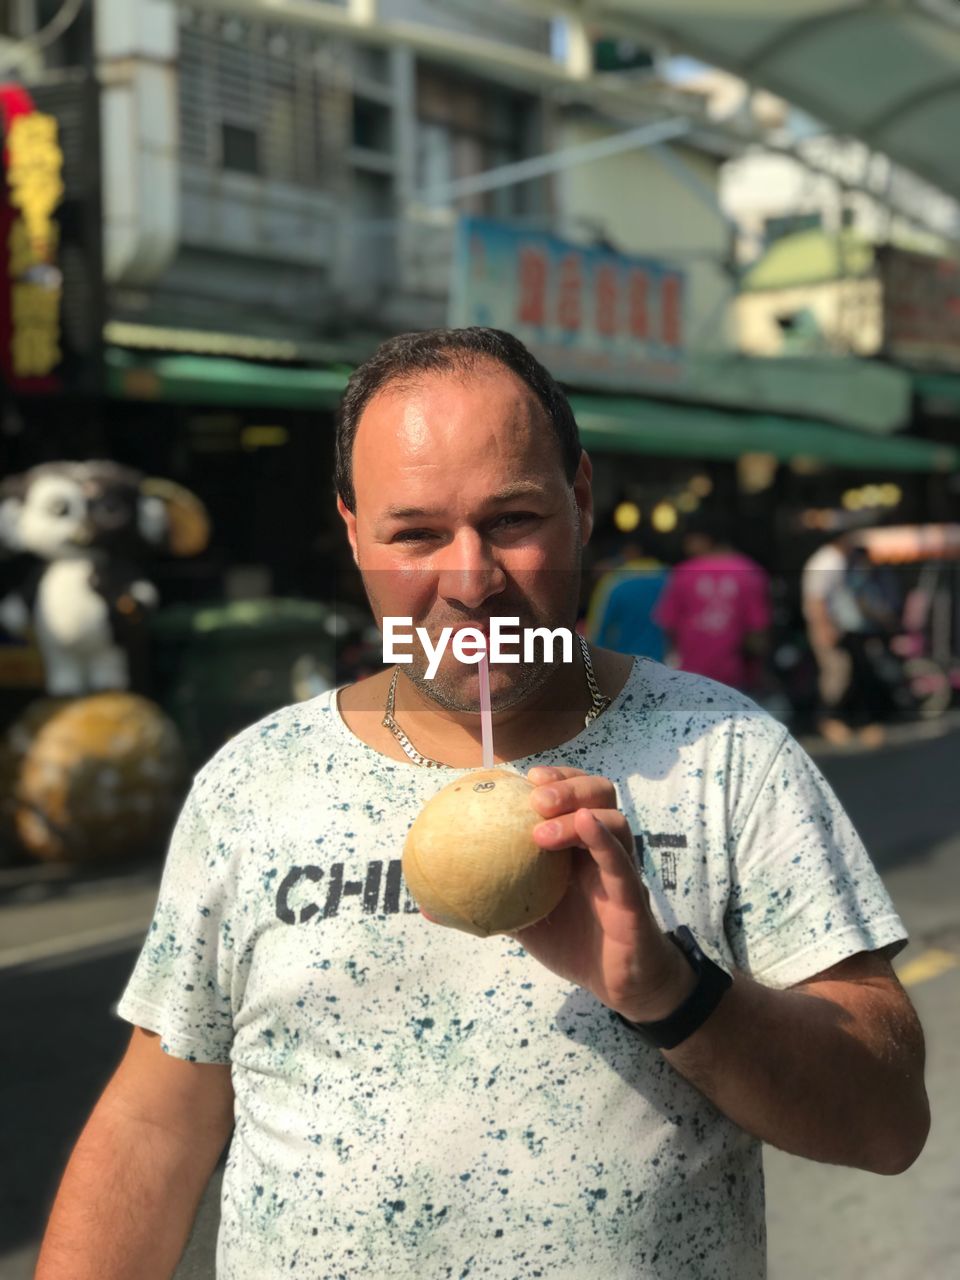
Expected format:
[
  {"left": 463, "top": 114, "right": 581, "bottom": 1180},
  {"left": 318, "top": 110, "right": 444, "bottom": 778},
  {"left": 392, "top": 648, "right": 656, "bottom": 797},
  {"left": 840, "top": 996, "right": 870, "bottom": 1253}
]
[{"left": 436, "top": 529, "right": 506, "bottom": 610}]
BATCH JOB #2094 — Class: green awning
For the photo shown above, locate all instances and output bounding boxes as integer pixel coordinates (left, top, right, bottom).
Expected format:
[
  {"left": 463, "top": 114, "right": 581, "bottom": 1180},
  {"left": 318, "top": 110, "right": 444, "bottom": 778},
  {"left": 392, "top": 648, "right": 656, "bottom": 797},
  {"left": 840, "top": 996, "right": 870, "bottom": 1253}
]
[
  {"left": 107, "top": 345, "right": 913, "bottom": 436},
  {"left": 571, "top": 394, "right": 959, "bottom": 474},
  {"left": 914, "top": 371, "right": 960, "bottom": 412},
  {"left": 649, "top": 353, "right": 910, "bottom": 435},
  {"left": 106, "top": 348, "right": 957, "bottom": 473},
  {"left": 106, "top": 349, "right": 349, "bottom": 410}
]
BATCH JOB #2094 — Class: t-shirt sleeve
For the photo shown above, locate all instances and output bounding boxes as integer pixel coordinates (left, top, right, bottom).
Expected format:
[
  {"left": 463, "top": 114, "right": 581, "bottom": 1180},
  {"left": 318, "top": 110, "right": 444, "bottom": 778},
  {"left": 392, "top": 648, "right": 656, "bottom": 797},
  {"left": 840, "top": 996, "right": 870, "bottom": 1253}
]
[
  {"left": 724, "top": 733, "right": 907, "bottom": 988},
  {"left": 801, "top": 547, "right": 842, "bottom": 608},
  {"left": 116, "top": 778, "right": 238, "bottom": 1063}
]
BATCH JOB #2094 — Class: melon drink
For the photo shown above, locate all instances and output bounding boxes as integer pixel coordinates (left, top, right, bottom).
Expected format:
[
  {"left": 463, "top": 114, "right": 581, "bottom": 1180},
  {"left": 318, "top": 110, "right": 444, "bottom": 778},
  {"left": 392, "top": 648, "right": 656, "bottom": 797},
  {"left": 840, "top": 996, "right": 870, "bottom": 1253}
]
[
  {"left": 402, "top": 768, "right": 572, "bottom": 937},
  {"left": 402, "top": 635, "right": 572, "bottom": 936}
]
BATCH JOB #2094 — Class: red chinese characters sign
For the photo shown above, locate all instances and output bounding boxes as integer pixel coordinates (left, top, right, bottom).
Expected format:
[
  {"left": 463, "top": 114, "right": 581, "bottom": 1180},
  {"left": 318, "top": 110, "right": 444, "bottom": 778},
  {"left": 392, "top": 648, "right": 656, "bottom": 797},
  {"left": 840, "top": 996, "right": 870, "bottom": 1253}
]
[
  {"left": 878, "top": 246, "right": 960, "bottom": 368},
  {"left": 451, "top": 217, "right": 685, "bottom": 389},
  {"left": 0, "top": 83, "right": 65, "bottom": 391}
]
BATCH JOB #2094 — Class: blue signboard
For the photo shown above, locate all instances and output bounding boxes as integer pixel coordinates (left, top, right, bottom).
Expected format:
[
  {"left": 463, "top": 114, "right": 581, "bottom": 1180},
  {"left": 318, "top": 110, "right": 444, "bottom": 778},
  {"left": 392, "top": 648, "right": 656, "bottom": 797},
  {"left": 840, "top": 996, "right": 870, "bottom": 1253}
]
[{"left": 449, "top": 216, "right": 685, "bottom": 389}]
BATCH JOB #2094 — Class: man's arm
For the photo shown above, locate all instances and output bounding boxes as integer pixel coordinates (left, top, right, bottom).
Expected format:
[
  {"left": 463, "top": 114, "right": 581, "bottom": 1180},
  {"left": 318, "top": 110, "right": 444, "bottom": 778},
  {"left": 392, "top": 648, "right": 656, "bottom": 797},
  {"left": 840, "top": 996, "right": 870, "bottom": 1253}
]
[
  {"left": 35, "top": 1026, "right": 234, "bottom": 1280},
  {"left": 662, "top": 947, "right": 929, "bottom": 1174},
  {"left": 805, "top": 594, "right": 840, "bottom": 651},
  {"left": 518, "top": 767, "right": 930, "bottom": 1176}
]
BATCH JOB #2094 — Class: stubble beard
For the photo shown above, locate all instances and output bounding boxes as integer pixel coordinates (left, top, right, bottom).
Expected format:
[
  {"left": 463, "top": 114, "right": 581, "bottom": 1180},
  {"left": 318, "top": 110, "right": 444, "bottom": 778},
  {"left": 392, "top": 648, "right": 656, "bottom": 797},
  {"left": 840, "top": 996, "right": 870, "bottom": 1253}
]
[
  {"left": 367, "top": 551, "right": 583, "bottom": 715},
  {"left": 408, "top": 648, "right": 558, "bottom": 714}
]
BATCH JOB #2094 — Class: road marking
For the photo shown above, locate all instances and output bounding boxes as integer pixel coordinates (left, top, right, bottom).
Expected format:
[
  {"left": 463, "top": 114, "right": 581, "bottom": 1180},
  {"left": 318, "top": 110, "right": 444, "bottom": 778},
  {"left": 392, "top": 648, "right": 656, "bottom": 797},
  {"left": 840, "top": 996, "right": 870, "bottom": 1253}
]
[
  {"left": 0, "top": 918, "right": 150, "bottom": 971},
  {"left": 898, "top": 948, "right": 960, "bottom": 989}
]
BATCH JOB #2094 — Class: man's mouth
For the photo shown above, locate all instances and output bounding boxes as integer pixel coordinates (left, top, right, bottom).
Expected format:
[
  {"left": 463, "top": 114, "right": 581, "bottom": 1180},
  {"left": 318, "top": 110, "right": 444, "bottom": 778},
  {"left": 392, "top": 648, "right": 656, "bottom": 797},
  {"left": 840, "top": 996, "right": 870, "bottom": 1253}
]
[{"left": 453, "top": 622, "right": 490, "bottom": 640}]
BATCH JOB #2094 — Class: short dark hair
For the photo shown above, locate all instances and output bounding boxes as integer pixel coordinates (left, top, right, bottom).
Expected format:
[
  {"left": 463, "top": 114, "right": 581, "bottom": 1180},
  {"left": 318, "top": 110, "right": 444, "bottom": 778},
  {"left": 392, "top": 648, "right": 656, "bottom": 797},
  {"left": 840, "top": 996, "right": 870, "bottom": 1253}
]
[{"left": 335, "top": 327, "right": 581, "bottom": 512}]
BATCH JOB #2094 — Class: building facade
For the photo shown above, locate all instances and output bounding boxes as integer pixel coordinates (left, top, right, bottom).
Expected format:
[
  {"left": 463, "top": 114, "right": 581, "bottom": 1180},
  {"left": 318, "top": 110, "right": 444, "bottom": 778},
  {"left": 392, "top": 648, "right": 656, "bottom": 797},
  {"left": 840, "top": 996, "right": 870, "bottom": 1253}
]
[
  {"left": 3, "top": 1, "right": 953, "bottom": 607},
  {"left": 92, "top": 0, "right": 736, "bottom": 369}
]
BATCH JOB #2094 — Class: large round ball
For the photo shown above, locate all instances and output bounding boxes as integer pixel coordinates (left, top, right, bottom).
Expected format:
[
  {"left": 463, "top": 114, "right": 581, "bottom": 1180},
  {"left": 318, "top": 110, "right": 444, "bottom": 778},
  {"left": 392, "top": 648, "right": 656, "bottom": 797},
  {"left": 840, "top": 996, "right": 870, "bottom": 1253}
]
[
  {"left": 0, "top": 693, "right": 186, "bottom": 863},
  {"left": 402, "top": 768, "right": 571, "bottom": 937}
]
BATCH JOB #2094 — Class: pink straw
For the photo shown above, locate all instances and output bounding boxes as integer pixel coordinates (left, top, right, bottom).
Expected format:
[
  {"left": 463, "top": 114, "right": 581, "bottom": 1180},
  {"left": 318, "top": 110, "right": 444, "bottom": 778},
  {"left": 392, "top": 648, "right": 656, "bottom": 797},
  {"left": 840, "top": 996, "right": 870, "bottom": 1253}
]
[{"left": 478, "top": 644, "right": 494, "bottom": 768}]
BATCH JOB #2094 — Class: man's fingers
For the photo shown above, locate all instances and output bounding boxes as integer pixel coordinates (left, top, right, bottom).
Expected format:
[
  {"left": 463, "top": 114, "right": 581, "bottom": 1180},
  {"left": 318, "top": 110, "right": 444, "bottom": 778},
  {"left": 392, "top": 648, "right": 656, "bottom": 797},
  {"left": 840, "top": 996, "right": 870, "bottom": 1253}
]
[
  {"left": 529, "top": 773, "right": 618, "bottom": 819},
  {"left": 572, "top": 809, "right": 647, "bottom": 905},
  {"left": 527, "top": 766, "right": 587, "bottom": 786},
  {"left": 533, "top": 806, "right": 634, "bottom": 861}
]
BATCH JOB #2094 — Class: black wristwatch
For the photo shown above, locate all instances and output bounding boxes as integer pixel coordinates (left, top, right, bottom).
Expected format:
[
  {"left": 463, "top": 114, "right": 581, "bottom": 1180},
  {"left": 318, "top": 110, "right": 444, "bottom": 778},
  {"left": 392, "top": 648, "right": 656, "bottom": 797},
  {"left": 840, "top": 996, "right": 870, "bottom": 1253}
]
[{"left": 616, "top": 926, "right": 732, "bottom": 1050}]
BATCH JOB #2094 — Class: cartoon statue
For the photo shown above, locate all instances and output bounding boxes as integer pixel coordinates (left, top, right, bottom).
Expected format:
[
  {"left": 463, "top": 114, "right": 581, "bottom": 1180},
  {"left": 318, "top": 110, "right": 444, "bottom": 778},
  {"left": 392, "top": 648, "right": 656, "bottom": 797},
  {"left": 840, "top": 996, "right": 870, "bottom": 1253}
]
[{"left": 0, "top": 461, "right": 210, "bottom": 696}]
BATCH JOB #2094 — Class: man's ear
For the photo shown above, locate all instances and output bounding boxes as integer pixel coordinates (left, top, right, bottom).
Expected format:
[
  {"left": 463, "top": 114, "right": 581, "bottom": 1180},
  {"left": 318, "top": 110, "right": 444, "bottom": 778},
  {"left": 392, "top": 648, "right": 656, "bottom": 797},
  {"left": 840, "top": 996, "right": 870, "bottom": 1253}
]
[
  {"left": 573, "top": 450, "right": 594, "bottom": 546},
  {"left": 336, "top": 494, "right": 360, "bottom": 566}
]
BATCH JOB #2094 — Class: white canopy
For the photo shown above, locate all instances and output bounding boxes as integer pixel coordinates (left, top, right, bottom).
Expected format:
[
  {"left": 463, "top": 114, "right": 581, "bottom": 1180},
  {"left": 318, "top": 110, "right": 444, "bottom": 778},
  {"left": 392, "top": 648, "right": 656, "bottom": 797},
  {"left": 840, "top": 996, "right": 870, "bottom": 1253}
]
[{"left": 547, "top": 1, "right": 960, "bottom": 201}]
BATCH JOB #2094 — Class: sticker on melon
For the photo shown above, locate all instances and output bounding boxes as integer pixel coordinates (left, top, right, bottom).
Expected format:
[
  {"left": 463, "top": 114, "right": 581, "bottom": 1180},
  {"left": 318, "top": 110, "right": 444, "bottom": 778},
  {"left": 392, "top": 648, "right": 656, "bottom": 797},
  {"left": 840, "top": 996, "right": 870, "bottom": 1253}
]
[{"left": 402, "top": 768, "right": 572, "bottom": 937}]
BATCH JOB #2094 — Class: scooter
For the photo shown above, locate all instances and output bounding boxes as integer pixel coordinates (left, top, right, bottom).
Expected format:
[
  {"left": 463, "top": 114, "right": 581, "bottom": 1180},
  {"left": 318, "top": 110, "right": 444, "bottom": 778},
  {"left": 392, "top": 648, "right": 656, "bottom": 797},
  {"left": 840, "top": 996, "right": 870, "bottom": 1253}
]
[{"left": 855, "top": 527, "right": 960, "bottom": 722}]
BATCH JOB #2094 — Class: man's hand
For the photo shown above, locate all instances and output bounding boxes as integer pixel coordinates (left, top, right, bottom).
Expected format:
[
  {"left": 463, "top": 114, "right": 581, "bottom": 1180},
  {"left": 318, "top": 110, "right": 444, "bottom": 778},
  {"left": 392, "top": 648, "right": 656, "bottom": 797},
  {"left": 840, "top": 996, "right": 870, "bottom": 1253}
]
[
  {"left": 509, "top": 762, "right": 930, "bottom": 1175},
  {"left": 521, "top": 769, "right": 929, "bottom": 1174},
  {"left": 520, "top": 765, "right": 695, "bottom": 1023}
]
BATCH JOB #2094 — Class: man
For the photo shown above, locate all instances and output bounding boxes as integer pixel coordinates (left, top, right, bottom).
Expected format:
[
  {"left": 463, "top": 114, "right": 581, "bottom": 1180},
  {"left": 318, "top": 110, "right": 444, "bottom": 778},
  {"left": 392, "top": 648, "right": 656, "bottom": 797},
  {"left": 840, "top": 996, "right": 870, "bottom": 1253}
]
[
  {"left": 802, "top": 530, "right": 858, "bottom": 743},
  {"left": 37, "top": 328, "right": 928, "bottom": 1280},
  {"left": 802, "top": 532, "right": 898, "bottom": 746},
  {"left": 585, "top": 536, "right": 669, "bottom": 661},
  {"left": 655, "top": 509, "right": 771, "bottom": 692}
]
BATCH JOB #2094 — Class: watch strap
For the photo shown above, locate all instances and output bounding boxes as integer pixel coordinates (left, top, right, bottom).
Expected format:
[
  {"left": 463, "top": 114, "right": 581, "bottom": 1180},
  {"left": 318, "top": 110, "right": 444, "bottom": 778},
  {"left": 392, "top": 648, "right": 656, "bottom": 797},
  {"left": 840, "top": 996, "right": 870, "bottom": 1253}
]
[{"left": 616, "top": 926, "right": 732, "bottom": 1050}]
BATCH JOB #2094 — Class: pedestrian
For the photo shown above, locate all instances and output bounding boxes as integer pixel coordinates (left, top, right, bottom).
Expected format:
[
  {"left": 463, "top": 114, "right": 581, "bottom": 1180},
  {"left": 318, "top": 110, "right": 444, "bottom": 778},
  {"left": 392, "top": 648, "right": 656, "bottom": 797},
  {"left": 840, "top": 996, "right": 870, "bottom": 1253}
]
[
  {"left": 802, "top": 530, "right": 854, "bottom": 743},
  {"left": 36, "top": 328, "right": 928, "bottom": 1280},
  {"left": 585, "top": 536, "right": 669, "bottom": 660},
  {"left": 654, "top": 509, "right": 772, "bottom": 693},
  {"left": 802, "top": 532, "right": 899, "bottom": 746}
]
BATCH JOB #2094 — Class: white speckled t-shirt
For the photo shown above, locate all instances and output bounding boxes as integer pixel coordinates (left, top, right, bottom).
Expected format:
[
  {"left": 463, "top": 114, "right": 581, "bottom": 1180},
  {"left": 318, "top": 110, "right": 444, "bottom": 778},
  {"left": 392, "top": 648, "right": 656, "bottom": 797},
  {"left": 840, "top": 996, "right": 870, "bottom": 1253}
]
[{"left": 118, "top": 660, "right": 906, "bottom": 1280}]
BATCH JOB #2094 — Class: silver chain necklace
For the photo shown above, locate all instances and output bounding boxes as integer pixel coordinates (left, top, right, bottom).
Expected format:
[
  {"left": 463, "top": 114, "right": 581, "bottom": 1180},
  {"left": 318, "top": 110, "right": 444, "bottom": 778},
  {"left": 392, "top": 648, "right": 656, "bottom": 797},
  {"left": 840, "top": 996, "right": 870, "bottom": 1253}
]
[{"left": 382, "top": 634, "right": 612, "bottom": 769}]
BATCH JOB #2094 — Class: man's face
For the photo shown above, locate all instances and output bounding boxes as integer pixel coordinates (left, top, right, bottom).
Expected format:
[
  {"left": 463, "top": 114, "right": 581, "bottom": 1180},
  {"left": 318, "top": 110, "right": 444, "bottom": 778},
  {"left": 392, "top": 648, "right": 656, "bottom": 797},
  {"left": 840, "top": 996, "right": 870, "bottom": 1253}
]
[{"left": 338, "top": 361, "right": 593, "bottom": 712}]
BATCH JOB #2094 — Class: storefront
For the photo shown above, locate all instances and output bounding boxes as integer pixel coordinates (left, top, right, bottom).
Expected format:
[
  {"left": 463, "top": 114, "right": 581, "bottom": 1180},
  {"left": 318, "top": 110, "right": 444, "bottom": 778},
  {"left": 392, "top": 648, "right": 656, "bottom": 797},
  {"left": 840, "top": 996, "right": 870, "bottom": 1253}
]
[
  {"left": 0, "top": 72, "right": 103, "bottom": 422},
  {"left": 0, "top": 73, "right": 105, "bottom": 704},
  {"left": 448, "top": 213, "right": 957, "bottom": 576}
]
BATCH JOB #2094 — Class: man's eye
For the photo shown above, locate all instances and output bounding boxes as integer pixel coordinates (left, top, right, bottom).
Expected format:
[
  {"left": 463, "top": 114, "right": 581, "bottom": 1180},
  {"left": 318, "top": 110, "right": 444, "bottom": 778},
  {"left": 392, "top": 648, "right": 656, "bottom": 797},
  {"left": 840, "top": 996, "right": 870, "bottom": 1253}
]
[
  {"left": 392, "top": 529, "right": 435, "bottom": 543},
  {"left": 493, "top": 512, "right": 536, "bottom": 530}
]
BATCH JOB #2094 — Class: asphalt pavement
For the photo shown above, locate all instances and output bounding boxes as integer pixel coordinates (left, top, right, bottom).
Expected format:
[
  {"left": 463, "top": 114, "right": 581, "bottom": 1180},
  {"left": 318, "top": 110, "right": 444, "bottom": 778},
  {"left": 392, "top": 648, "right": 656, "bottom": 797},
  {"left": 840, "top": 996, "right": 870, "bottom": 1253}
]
[
  {"left": 1, "top": 716, "right": 959, "bottom": 1279},
  {"left": 767, "top": 719, "right": 960, "bottom": 1280}
]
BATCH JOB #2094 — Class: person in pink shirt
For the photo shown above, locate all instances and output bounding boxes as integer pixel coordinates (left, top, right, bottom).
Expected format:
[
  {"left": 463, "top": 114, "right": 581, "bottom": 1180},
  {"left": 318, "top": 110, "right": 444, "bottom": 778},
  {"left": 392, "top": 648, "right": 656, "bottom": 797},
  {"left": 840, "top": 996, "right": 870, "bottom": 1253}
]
[{"left": 655, "top": 511, "right": 772, "bottom": 692}]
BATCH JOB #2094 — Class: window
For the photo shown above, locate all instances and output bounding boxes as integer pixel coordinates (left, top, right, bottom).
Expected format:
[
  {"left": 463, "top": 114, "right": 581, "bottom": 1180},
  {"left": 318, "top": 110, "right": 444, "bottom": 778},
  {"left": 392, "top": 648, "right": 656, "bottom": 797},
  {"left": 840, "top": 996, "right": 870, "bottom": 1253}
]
[
  {"left": 221, "top": 123, "right": 260, "bottom": 175},
  {"left": 179, "top": 22, "right": 353, "bottom": 192},
  {"left": 352, "top": 99, "right": 392, "bottom": 153},
  {"left": 415, "top": 68, "right": 536, "bottom": 218},
  {"left": 0, "top": 2, "right": 20, "bottom": 37}
]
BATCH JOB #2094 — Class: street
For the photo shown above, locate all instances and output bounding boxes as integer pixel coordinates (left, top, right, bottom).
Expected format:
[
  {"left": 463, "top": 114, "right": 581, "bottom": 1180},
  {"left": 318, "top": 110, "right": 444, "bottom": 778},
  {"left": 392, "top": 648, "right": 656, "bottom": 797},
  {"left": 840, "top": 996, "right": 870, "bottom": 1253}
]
[
  {"left": 1, "top": 721, "right": 959, "bottom": 1280},
  {"left": 2, "top": 2, "right": 959, "bottom": 1278}
]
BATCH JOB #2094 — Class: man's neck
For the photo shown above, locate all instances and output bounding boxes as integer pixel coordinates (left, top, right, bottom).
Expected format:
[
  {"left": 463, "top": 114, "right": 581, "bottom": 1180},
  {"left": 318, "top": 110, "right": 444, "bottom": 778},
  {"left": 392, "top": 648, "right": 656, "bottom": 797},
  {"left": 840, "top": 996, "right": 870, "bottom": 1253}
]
[{"left": 338, "top": 646, "right": 634, "bottom": 769}]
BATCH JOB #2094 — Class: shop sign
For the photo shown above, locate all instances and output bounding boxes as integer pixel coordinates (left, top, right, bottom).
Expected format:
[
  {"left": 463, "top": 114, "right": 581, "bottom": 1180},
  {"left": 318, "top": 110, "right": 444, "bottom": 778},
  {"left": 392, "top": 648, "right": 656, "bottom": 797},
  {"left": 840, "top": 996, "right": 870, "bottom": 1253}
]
[
  {"left": 859, "top": 523, "right": 960, "bottom": 565},
  {"left": 0, "top": 83, "right": 65, "bottom": 389},
  {"left": 450, "top": 216, "right": 685, "bottom": 390},
  {"left": 878, "top": 245, "right": 960, "bottom": 368}
]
